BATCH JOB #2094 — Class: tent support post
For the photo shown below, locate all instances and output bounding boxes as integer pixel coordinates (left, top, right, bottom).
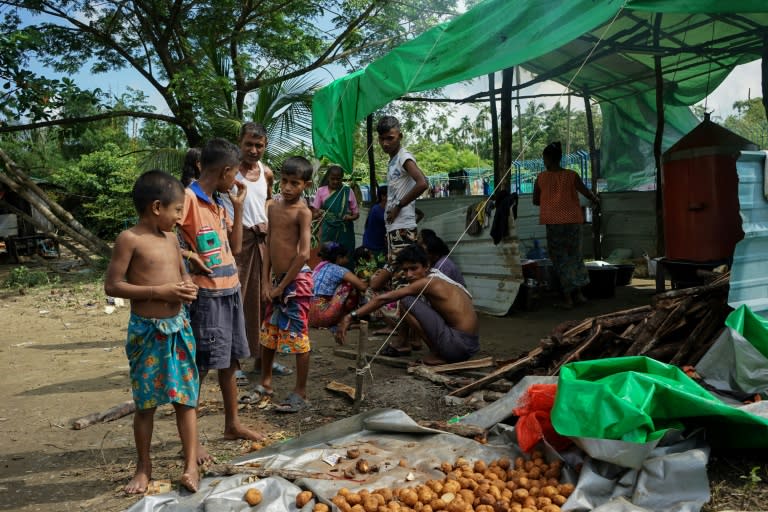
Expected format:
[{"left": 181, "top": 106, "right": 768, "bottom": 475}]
[
  {"left": 653, "top": 14, "right": 666, "bottom": 258},
  {"left": 366, "top": 114, "right": 377, "bottom": 199},
  {"left": 584, "top": 93, "right": 602, "bottom": 260},
  {"left": 488, "top": 72, "right": 500, "bottom": 189},
  {"left": 499, "top": 67, "right": 514, "bottom": 193}
]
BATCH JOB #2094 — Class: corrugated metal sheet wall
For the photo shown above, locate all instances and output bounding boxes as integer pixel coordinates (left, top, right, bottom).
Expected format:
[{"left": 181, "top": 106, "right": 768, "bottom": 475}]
[{"left": 728, "top": 151, "right": 768, "bottom": 316}]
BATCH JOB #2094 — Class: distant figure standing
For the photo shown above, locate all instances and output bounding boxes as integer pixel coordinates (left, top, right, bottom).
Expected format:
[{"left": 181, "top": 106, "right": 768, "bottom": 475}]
[
  {"left": 533, "top": 141, "right": 599, "bottom": 309},
  {"left": 181, "top": 148, "right": 201, "bottom": 187},
  {"left": 312, "top": 165, "right": 359, "bottom": 258},
  {"left": 362, "top": 185, "right": 388, "bottom": 260},
  {"left": 104, "top": 170, "right": 200, "bottom": 494}
]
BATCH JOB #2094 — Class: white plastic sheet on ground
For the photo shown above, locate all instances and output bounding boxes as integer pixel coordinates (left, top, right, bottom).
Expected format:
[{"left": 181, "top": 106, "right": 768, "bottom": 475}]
[{"left": 696, "top": 326, "right": 768, "bottom": 395}]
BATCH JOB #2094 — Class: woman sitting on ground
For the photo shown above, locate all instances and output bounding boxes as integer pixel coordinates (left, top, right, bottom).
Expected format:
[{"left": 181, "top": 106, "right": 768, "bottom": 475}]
[
  {"left": 419, "top": 229, "right": 466, "bottom": 286},
  {"left": 309, "top": 242, "right": 368, "bottom": 328}
]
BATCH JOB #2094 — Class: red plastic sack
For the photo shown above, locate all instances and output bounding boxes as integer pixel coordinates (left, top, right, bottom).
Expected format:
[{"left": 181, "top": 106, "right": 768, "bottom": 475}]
[{"left": 513, "top": 383, "right": 572, "bottom": 453}]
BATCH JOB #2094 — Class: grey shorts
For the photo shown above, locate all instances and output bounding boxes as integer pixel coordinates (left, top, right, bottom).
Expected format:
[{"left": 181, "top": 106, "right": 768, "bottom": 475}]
[
  {"left": 401, "top": 296, "right": 479, "bottom": 363},
  {"left": 189, "top": 289, "right": 249, "bottom": 371}
]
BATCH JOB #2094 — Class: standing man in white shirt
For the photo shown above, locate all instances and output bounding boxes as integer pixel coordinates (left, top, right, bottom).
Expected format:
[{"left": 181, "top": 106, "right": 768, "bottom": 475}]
[
  {"left": 376, "top": 115, "right": 428, "bottom": 271},
  {"left": 230, "top": 122, "right": 293, "bottom": 378}
]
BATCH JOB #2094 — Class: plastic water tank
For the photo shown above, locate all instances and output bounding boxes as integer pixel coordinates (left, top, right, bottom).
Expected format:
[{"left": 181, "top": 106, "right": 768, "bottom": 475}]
[{"left": 662, "top": 115, "right": 755, "bottom": 262}]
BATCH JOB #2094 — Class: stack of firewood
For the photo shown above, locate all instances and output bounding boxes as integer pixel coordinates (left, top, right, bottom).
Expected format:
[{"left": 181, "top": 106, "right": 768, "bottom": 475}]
[
  {"left": 411, "top": 272, "right": 732, "bottom": 403},
  {"left": 542, "top": 271, "right": 730, "bottom": 375}
]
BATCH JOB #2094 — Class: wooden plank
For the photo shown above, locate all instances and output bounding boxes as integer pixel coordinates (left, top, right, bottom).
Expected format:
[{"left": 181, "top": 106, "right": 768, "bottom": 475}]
[
  {"left": 333, "top": 347, "right": 410, "bottom": 368},
  {"left": 448, "top": 347, "right": 543, "bottom": 398},
  {"left": 326, "top": 380, "right": 355, "bottom": 400},
  {"left": 407, "top": 356, "right": 494, "bottom": 374}
]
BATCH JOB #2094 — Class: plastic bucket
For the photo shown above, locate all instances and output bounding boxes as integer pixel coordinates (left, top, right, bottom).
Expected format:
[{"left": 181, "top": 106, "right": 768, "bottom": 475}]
[
  {"left": 615, "top": 264, "right": 635, "bottom": 286},
  {"left": 585, "top": 265, "right": 618, "bottom": 298}
]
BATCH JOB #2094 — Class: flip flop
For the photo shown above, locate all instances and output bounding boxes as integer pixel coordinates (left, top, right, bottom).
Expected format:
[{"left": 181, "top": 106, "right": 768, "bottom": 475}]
[
  {"left": 235, "top": 370, "right": 250, "bottom": 387},
  {"left": 380, "top": 344, "right": 411, "bottom": 357},
  {"left": 239, "top": 384, "right": 273, "bottom": 405},
  {"left": 274, "top": 392, "right": 310, "bottom": 413}
]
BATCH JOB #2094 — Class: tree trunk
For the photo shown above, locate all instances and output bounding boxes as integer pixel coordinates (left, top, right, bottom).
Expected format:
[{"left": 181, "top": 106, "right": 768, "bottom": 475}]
[{"left": 366, "top": 114, "right": 377, "bottom": 196}]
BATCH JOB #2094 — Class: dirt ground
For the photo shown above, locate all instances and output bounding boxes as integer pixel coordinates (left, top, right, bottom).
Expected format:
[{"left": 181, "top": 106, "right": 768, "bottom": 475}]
[{"left": 0, "top": 260, "right": 766, "bottom": 512}]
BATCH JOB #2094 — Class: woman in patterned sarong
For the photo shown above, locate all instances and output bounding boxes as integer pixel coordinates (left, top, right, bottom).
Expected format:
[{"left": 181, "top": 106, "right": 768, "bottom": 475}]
[
  {"left": 533, "top": 141, "right": 600, "bottom": 309},
  {"left": 309, "top": 242, "right": 368, "bottom": 328}
]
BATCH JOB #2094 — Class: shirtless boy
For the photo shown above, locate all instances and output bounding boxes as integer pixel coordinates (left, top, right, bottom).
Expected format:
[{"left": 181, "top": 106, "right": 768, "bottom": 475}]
[
  {"left": 337, "top": 244, "right": 479, "bottom": 365},
  {"left": 258, "top": 156, "right": 314, "bottom": 413},
  {"left": 177, "top": 138, "right": 264, "bottom": 451},
  {"left": 104, "top": 170, "right": 200, "bottom": 493}
]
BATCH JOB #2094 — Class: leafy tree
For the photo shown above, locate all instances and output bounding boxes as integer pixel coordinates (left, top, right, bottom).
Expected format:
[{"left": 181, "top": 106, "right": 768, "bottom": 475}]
[
  {"left": 50, "top": 144, "right": 141, "bottom": 238},
  {"left": 723, "top": 98, "right": 767, "bottom": 148},
  {"left": 1, "top": 0, "right": 460, "bottom": 147}
]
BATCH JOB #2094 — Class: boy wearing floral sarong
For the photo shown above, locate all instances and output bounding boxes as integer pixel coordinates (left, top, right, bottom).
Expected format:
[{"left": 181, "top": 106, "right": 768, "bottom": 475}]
[{"left": 105, "top": 170, "right": 201, "bottom": 494}]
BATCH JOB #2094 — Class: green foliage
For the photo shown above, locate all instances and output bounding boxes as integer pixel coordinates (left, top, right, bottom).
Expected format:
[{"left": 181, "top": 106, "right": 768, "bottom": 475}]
[
  {"left": 740, "top": 465, "right": 763, "bottom": 487},
  {"left": 51, "top": 143, "right": 142, "bottom": 238},
  {"left": 722, "top": 98, "right": 767, "bottom": 148},
  {"left": 2, "top": 0, "right": 461, "bottom": 150},
  {"left": 410, "top": 141, "right": 491, "bottom": 174},
  {"left": 3, "top": 266, "right": 51, "bottom": 289}
]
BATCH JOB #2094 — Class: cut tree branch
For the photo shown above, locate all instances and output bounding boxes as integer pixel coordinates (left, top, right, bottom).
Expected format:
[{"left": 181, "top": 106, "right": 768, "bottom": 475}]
[{"left": 0, "top": 111, "right": 179, "bottom": 133}]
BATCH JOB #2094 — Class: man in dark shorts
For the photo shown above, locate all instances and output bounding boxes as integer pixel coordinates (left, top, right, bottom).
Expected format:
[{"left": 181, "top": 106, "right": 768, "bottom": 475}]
[{"left": 336, "top": 244, "right": 479, "bottom": 365}]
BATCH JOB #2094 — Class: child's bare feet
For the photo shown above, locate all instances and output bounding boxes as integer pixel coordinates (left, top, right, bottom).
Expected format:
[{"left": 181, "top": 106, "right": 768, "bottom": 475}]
[
  {"left": 180, "top": 466, "right": 199, "bottom": 493},
  {"left": 196, "top": 444, "right": 212, "bottom": 465},
  {"left": 224, "top": 422, "right": 266, "bottom": 441},
  {"left": 124, "top": 463, "right": 151, "bottom": 494}
]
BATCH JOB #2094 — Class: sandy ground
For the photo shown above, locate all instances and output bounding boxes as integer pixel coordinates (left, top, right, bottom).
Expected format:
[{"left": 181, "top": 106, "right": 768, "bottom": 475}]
[{"left": 0, "top": 262, "right": 764, "bottom": 511}]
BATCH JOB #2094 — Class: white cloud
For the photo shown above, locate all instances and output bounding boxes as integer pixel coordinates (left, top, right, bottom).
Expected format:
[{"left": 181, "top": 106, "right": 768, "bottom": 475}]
[{"left": 696, "top": 60, "right": 762, "bottom": 119}]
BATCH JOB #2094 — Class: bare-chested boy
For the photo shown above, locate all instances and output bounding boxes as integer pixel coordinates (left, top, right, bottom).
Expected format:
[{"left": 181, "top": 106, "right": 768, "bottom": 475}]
[
  {"left": 104, "top": 170, "right": 200, "bottom": 494},
  {"left": 257, "top": 156, "right": 314, "bottom": 413},
  {"left": 337, "top": 244, "right": 479, "bottom": 365},
  {"left": 177, "top": 138, "right": 264, "bottom": 454}
]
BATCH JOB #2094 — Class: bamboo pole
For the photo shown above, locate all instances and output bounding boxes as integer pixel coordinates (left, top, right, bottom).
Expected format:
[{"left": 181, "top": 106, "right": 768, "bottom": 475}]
[{"left": 353, "top": 320, "right": 368, "bottom": 413}]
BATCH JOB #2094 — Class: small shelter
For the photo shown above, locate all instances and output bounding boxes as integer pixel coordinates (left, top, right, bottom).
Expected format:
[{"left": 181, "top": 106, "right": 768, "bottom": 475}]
[{"left": 312, "top": 0, "right": 768, "bottom": 192}]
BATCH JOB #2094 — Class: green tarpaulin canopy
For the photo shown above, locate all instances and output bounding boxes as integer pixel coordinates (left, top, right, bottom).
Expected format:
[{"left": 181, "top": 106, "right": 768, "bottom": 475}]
[{"left": 312, "top": 0, "right": 768, "bottom": 190}]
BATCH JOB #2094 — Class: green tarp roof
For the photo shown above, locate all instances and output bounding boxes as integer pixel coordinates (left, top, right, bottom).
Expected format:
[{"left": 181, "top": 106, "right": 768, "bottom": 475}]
[{"left": 312, "top": 0, "right": 768, "bottom": 190}]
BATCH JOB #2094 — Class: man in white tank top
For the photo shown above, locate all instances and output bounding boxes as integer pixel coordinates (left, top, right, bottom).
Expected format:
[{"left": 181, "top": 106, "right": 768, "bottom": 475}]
[{"left": 229, "top": 123, "right": 292, "bottom": 381}]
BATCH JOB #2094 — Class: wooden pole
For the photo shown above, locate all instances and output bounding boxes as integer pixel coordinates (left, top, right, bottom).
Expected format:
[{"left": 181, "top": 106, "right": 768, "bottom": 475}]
[
  {"left": 353, "top": 320, "right": 368, "bottom": 412},
  {"left": 762, "top": 35, "right": 768, "bottom": 127},
  {"left": 366, "top": 114, "right": 377, "bottom": 201},
  {"left": 516, "top": 67, "right": 524, "bottom": 161},
  {"left": 584, "top": 93, "right": 602, "bottom": 260},
  {"left": 488, "top": 73, "right": 500, "bottom": 190},
  {"left": 499, "top": 67, "right": 514, "bottom": 193},
  {"left": 653, "top": 14, "right": 666, "bottom": 258}
]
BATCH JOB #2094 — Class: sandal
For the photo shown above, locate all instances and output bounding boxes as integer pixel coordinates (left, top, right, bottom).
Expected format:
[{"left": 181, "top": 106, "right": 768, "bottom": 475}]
[
  {"left": 380, "top": 344, "right": 412, "bottom": 357},
  {"left": 235, "top": 370, "right": 250, "bottom": 387},
  {"left": 239, "top": 384, "right": 273, "bottom": 405},
  {"left": 274, "top": 392, "right": 310, "bottom": 413}
]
